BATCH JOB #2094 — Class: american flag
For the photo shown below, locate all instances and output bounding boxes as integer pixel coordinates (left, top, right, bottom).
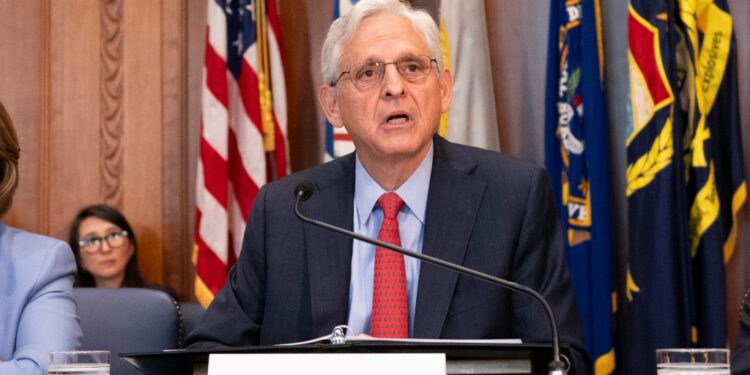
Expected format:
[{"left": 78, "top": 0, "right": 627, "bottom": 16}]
[{"left": 194, "top": 0, "right": 288, "bottom": 307}]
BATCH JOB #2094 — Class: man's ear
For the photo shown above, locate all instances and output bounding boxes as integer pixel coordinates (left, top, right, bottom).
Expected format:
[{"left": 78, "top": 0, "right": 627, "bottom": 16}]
[
  {"left": 318, "top": 85, "right": 344, "bottom": 128},
  {"left": 438, "top": 68, "right": 453, "bottom": 113}
]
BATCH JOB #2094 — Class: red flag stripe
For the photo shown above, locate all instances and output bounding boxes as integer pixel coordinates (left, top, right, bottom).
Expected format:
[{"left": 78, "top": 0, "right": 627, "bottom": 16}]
[
  {"left": 194, "top": 210, "right": 229, "bottom": 293},
  {"left": 267, "top": 0, "right": 283, "bottom": 52},
  {"left": 199, "top": 136, "right": 229, "bottom": 208},
  {"left": 227, "top": 84, "right": 267, "bottom": 187},
  {"left": 228, "top": 198, "right": 248, "bottom": 260},
  {"left": 204, "top": 29, "right": 229, "bottom": 107},
  {"left": 334, "top": 133, "right": 353, "bottom": 141},
  {"left": 273, "top": 119, "right": 288, "bottom": 179},
  {"left": 237, "top": 58, "right": 264, "bottom": 134},
  {"left": 228, "top": 129, "right": 260, "bottom": 219},
  {"left": 267, "top": 25, "right": 288, "bottom": 175}
]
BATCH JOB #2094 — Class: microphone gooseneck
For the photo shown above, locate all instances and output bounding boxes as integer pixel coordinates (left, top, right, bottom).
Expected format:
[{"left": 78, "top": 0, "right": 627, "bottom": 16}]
[{"left": 292, "top": 181, "right": 568, "bottom": 374}]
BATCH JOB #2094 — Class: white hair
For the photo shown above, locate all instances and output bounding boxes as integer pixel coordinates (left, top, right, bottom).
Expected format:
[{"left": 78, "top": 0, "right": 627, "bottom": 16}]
[{"left": 320, "top": 0, "right": 443, "bottom": 86}]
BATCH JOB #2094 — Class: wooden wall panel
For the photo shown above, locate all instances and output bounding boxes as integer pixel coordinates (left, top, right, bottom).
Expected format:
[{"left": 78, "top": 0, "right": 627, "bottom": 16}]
[
  {"left": 0, "top": 0, "right": 192, "bottom": 298},
  {"left": 100, "top": 0, "right": 125, "bottom": 209},
  {"left": 48, "top": 0, "right": 102, "bottom": 240},
  {"left": 163, "top": 0, "right": 192, "bottom": 298},
  {"left": 121, "top": 0, "right": 165, "bottom": 284},
  {"left": 0, "top": 2, "right": 44, "bottom": 233}
]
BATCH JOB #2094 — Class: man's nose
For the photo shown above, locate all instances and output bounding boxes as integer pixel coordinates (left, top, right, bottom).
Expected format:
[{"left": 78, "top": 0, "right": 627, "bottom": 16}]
[{"left": 382, "top": 63, "right": 405, "bottom": 97}]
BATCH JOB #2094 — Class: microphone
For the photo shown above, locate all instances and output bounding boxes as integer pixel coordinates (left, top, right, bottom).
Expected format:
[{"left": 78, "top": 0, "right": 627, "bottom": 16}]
[
  {"left": 293, "top": 181, "right": 569, "bottom": 375},
  {"left": 294, "top": 180, "right": 315, "bottom": 201}
]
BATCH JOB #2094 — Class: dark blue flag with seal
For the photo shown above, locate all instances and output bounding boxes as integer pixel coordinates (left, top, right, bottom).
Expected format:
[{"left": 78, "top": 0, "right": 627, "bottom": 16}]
[
  {"left": 620, "top": 1, "right": 693, "bottom": 373},
  {"left": 674, "top": 0, "right": 747, "bottom": 348},
  {"left": 544, "top": 0, "right": 615, "bottom": 373}
]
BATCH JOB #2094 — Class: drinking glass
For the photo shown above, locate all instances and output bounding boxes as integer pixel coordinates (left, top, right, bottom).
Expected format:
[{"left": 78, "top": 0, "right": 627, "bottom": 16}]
[
  {"left": 48, "top": 351, "right": 110, "bottom": 375},
  {"left": 656, "top": 348, "right": 729, "bottom": 375}
]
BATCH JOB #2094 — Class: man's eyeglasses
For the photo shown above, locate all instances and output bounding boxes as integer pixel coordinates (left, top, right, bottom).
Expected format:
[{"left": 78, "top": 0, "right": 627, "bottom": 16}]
[
  {"left": 331, "top": 55, "right": 438, "bottom": 88},
  {"left": 79, "top": 230, "right": 129, "bottom": 253}
]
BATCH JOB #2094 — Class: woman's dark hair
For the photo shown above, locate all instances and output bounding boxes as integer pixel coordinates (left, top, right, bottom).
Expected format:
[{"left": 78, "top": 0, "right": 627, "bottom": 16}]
[{"left": 68, "top": 204, "right": 145, "bottom": 288}]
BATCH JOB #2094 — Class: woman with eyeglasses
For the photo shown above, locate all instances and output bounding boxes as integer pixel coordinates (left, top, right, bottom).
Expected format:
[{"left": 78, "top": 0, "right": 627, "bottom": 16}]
[
  {"left": 0, "top": 101, "right": 82, "bottom": 374},
  {"left": 68, "top": 204, "right": 174, "bottom": 296}
]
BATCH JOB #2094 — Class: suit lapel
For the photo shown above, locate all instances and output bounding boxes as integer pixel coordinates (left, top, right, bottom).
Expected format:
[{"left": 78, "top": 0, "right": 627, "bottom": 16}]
[
  {"left": 413, "top": 137, "right": 487, "bottom": 338},
  {"left": 304, "top": 155, "right": 356, "bottom": 338}
]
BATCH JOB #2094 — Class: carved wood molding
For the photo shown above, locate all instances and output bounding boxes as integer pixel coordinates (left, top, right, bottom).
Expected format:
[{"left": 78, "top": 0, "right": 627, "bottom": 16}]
[{"left": 100, "top": 0, "right": 124, "bottom": 208}]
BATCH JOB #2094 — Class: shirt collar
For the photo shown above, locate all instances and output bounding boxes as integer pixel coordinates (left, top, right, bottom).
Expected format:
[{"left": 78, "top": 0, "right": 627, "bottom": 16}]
[{"left": 354, "top": 144, "right": 433, "bottom": 224}]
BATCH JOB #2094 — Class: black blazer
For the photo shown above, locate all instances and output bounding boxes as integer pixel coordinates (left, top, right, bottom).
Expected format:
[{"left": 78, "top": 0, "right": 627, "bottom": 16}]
[
  {"left": 733, "top": 289, "right": 750, "bottom": 373},
  {"left": 187, "top": 136, "right": 588, "bottom": 372}
]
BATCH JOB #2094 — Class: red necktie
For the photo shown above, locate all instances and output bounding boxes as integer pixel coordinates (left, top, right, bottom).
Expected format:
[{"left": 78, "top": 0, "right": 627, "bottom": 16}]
[{"left": 370, "top": 192, "right": 409, "bottom": 338}]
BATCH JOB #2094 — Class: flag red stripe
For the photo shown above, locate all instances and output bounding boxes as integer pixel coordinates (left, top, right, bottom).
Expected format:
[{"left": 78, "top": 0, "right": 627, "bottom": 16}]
[
  {"left": 195, "top": 248, "right": 227, "bottom": 295},
  {"left": 204, "top": 28, "right": 229, "bottom": 107},
  {"left": 273, "top": 118, "right": 287, "bottom": 179},
  {"left": 227, "top": 229, "right": 238, "bottom": 266},
  {"left": 267, "top": 0, "right": 287, "bottom": 177},
  {"left": 334, "top": 133, "right": 353, "bottom": 141},
  {"left": 228, "top": 129, "right": 259, "bottom": 219},
  {"left": 267, "top": 0, "right": 284, "bottom": 54},
  {"left": 194, "top": 210, "right": 229, "bottom": 294},
  {"left": 237, "top": 60, "right": 263, "bottom": 134},
  {"left": 200, "top": 135, "right": 228, "bottom": 208}
]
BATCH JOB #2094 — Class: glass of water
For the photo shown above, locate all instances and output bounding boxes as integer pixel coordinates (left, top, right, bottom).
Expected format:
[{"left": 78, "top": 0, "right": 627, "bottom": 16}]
[
  {"left": 48, "top": 351, "right": 110, "bottom": 375},
  {"left": 656, "top": 348, "right": 729, "bottom": 375}
]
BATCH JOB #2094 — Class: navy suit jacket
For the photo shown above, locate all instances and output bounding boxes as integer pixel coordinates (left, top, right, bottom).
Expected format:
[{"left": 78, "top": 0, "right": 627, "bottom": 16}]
[
  {"left": 732, "top": 289, "right": 750, "bottom": 373},
  {"left": 187, "top": 136, "right": 587, "bottom": 372}
]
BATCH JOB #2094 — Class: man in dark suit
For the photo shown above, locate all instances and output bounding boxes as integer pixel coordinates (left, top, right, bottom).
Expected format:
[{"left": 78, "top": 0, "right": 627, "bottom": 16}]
[
  {"left": 732, "top": 289, "right": 750, "bottom": 373},
  {"left": 187, "top": 0, "right": 586, "bottom": 372}
]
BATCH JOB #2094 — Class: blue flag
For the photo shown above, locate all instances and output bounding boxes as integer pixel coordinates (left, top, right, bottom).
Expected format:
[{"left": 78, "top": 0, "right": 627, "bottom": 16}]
[
  {"left": 675, "top": 0, "right": 747, "bottom": 348},
  {"left": 544, "top": 0, "right": 615, "bottom": 373},
  {"left": 621, "top": 1, "right": 693, "bottom": 373},
  {"left": 619, "top": 1, "right": 747, "bottom": 373}
]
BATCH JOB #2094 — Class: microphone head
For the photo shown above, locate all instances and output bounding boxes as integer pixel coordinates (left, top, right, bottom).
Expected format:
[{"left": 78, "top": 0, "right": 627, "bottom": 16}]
[{"left": 294, "top": 180, "right": 315, "bottom": 201}]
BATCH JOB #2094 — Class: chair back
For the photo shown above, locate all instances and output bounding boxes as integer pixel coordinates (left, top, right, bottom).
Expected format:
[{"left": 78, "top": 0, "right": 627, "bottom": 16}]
[{"left": 74, "top": 288, "right": 181, "bottom": 375}]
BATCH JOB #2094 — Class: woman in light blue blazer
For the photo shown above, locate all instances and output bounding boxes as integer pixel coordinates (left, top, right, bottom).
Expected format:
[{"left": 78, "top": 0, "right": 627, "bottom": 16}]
[{"left": 0, "top": 102, "right": 82, "bottom": 374}]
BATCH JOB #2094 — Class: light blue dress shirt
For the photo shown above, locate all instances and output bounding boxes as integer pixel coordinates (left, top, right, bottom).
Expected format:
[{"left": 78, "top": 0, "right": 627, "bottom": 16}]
[{"left": 347, "top": 144, "right": 433, "bottom": 337}]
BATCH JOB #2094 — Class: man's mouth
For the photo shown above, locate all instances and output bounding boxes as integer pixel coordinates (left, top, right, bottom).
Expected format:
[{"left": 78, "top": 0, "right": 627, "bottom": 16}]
[{"left": 386, "top": 114, "right": 410, "bottom": 124}]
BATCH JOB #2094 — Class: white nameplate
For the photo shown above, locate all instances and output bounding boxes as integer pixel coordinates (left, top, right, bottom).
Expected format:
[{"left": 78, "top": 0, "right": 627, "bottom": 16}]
[{"left": 208, "top": 353, "right": 446, "bottom": 375}]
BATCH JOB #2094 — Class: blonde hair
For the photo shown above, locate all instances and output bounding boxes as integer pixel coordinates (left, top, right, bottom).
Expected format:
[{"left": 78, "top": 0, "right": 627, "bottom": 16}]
[{"left": 0, "top": 101, "right": 20, "bottom": 217}]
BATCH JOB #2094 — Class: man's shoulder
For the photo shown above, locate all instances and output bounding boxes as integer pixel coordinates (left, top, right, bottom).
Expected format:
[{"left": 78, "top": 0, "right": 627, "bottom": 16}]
[
  {"left": 261, "top": 154, "right": 355, "bottom": 200},
  {"left": 437, "top": 137, "right": 545, "bottom": 182}
]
